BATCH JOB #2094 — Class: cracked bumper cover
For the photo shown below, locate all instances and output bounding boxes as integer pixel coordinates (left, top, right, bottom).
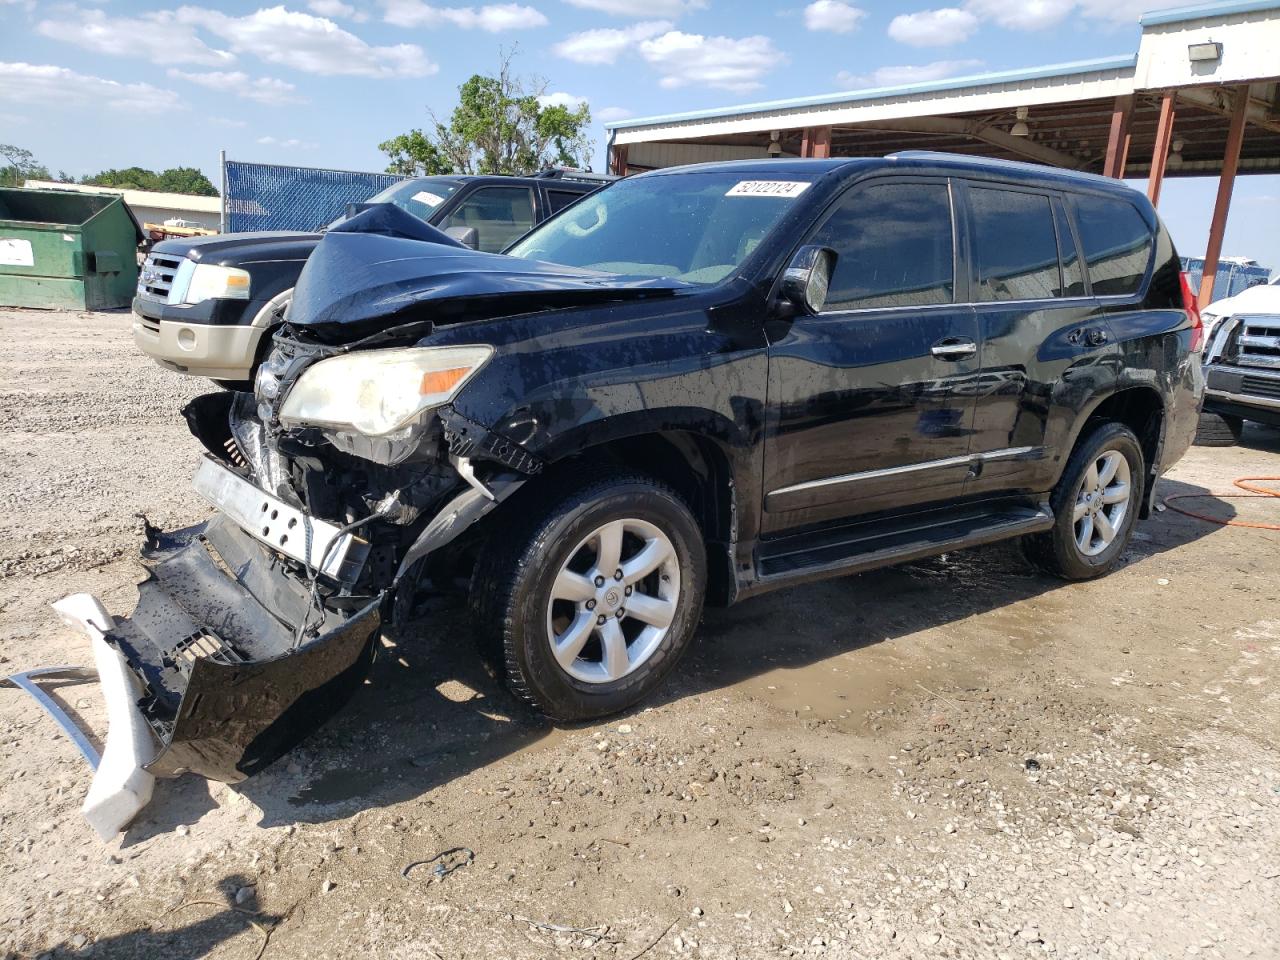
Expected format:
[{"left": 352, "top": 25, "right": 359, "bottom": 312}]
[{"left": 58, "top": 513, "right": 383, "bottom": 793}]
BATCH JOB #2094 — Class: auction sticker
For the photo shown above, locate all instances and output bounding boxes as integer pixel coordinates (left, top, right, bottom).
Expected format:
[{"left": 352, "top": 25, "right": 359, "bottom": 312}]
[
  {"left": 725, "top": 180, "right": 811, "bottom": 198},
  {"left": 0, "top": 238, "right": 34, "bottom": 267},
  {"left": 412, "top": 190, "right": 447, "bottom": 207}
]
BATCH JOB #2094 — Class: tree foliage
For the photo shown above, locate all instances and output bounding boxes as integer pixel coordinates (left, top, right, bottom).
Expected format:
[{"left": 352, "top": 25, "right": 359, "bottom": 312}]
[
  {"left": 0, "top": 143, "right": 51, "bottom": 187},
  {"left": 82, "top": 166, "right": 219, "bottom": 196},
  {"left": 380, "top": 50, "right": 592, "bottom": 177}
]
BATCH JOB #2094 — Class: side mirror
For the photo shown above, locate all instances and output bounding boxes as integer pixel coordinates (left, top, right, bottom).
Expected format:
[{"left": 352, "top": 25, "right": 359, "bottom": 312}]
[
  {"left": 780, "top": 245, "right": 834, "bottom": 315},
  {"left": 445, "top": 225, "right": 480, "bottom": 250}
]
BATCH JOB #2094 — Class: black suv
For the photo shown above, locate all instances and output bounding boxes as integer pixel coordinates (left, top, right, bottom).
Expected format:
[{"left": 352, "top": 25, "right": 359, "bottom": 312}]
[
  {"left": 67, "top": 153, "right": 1203, "bottom": 792},
  {"left": 131, "top": 169, "right": 611, "bottom": 387}
]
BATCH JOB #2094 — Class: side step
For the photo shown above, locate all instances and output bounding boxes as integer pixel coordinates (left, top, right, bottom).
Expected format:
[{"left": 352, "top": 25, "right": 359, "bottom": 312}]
[{"left": 755, "top": 500, "right": 1054, "bottom": 588}]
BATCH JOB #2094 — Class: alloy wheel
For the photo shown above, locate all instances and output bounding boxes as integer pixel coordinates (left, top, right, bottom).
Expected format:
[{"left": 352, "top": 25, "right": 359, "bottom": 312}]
[
  {"left": 545, "top": 518, "right": 681, "bottom": 684},
  {"left": 1072, "top": 450, "right": 1132, "bottom": 557}
]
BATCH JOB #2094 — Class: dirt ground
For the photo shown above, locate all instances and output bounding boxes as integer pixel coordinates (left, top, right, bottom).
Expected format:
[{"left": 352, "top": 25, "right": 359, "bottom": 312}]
[{"left": 1, "top": 307, "right": 1278, "bottom": 960}]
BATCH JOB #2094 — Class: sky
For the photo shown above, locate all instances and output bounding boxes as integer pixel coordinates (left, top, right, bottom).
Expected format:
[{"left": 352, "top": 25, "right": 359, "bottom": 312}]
[{"left": 1, "top": 0, "right": 1277, "bottom": 269}]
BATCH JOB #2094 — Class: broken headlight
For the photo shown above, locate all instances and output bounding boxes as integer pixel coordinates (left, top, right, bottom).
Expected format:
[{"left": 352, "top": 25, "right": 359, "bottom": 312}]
[{"left": 277, "top": 345, "right": 493, "bottom": 437}]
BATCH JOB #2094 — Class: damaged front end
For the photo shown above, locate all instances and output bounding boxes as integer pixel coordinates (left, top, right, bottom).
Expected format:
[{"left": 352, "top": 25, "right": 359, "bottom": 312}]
[{"left": 49, "top": 206, "right": 633, "bottom": 835}]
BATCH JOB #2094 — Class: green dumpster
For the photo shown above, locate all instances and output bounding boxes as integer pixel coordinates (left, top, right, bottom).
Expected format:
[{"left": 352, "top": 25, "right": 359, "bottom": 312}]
[{"left": 0, "top": 187, "right": 143, "bottom": 310}]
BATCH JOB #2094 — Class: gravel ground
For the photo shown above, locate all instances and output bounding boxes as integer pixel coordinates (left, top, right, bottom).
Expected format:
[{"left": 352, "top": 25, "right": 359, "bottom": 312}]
[{"left": 1, "top": 307, "right": 1278, "bottom": 960}]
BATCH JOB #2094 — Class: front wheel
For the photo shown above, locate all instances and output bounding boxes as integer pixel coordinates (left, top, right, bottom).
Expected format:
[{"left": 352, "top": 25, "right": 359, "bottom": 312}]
[
  {"left": 1024, "top": 422, "right": 1144, "bottom": 580},
  {"left": 470, "top": 472, "right": 707, "bottom": 722}
]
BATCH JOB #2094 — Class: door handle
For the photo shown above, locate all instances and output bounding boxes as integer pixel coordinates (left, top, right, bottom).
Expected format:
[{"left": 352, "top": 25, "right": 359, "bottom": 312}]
[{"left": 930, "top": 337, "right": 977, "bottom": 361}]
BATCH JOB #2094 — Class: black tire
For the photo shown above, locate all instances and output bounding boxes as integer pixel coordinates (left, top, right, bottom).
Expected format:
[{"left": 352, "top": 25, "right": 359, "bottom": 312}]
[
  {"left": 1024, "top": 422, "right": 1145, "bottom": 581},
  {"left": 470, "top": 471, "right": 707, "bottom": 722},
  {"left": 1194, "top": 410, "right": 1244, "bottom": 447}
]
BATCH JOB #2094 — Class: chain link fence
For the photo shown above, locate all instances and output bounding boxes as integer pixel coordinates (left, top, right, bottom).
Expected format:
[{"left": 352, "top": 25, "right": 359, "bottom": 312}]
[{"left": 222, "top": 159, "right": 404, "bottom": 233}]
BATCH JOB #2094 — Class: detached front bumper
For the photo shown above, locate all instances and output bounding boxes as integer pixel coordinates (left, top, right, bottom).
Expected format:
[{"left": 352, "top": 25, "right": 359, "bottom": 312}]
[{"left": 51, "top": 459, "right": 384, "bottom": 835}]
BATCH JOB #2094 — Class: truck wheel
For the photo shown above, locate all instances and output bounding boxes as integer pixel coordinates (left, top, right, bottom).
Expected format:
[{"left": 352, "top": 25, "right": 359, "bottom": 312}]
[
  {"left": 1194, "top": 411, "right": 1243, "bottom": 447},
  {"left": 1024, "top": 422, "right": 1144, "bottom": 581},
  {"left": 470, "top": 472, "right": 706, "bottom": 722}
]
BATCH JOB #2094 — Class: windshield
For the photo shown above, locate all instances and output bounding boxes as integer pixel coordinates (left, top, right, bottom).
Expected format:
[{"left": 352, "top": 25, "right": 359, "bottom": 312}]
[
  {"left": 366, "top": 177, "right": 464, "bottom": 222},
  {"left": 506, "top": 171, "right": 815, "bottom": 285}
]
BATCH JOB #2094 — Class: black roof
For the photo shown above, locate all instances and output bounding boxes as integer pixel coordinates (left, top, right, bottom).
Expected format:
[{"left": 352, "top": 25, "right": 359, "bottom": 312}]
[{"left": 637, "top": 151, "right": 1142, "bottom": 200}]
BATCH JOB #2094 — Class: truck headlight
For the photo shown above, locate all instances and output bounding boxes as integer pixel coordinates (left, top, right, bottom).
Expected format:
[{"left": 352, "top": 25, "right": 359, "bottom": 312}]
[
  {"left": 278, "top": 346, "right": 493, "bottom": 437},
  {"left": 176, "top": 263, "right": 251, "bottom": 305}
]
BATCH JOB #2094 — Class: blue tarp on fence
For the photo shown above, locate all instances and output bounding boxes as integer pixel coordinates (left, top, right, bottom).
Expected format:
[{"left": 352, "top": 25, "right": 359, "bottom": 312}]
[
  {"left": 1181, "top": 257, "right": 1273, "bottom": 304},
  {"left": 223, "top": 160, "right": 404, "bottom": 233}
]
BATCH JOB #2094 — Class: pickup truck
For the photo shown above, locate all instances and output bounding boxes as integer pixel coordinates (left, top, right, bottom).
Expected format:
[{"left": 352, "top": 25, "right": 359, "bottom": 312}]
[{"left": 1198, "top": 274, "right": 1280, "bottom": 444}]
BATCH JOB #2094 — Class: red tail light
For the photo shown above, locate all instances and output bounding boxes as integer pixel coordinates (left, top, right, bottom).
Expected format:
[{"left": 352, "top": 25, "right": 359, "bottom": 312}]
[{"left": 1181, "top": 271, "right": 1204, "bottom": 352}]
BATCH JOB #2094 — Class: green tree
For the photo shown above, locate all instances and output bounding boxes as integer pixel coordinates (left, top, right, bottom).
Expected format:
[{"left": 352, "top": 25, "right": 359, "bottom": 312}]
[
  {"left": 0, "top": 143, "right": 51, "bottom": 187},
  {"left": 379, "top": 50, "right": 592, "bottom": 177},
  {"left": 83, "top": 166, "right": 218, "bottom": 196}
]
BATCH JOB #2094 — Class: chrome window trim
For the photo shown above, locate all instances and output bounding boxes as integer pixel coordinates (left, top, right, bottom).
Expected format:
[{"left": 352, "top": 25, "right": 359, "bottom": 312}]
[{"left": 768, "top": 445, "right": 1041, "bottom": 499}]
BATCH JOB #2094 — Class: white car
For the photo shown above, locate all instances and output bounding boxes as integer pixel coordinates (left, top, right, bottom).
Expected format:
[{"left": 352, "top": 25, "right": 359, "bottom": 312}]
[{"left": 1198, "top": 275, "right": 1280, "bottom": 445}]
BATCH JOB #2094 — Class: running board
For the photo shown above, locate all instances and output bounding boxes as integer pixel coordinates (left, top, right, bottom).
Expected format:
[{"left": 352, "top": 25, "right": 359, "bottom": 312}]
[{"left": 754, "top": 501, "right": 1054, "bottom": 589}]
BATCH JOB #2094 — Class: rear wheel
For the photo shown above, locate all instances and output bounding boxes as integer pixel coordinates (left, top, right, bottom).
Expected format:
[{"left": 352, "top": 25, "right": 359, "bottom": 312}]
[
  {"left": 470, "top": 472, "right": 706, "bottom": 722},
  {"left": 1194, "top": 410, "right": 1243, "bottom": 447},
  {"left": 1024, "top": 422, "right": 1144, "bottom": 580}
]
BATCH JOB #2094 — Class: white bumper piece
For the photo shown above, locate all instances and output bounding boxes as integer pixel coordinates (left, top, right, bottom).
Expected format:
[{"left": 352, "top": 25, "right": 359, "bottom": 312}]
[{"left": 52, "top": 594, "right": 159, "bottom": 840}]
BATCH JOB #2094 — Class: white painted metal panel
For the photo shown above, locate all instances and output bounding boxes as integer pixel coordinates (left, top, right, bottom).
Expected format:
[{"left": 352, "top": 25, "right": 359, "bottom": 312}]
[{"left": 1135, "top": 10, "right": 1280, "bottom": 89}]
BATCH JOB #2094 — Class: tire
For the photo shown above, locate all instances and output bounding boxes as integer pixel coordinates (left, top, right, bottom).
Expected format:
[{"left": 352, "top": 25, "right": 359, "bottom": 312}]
[
  {"left": 470, "top": 471, "right": 707, "bottom": 722},
  {"left": 1194, "top": 410, "right": 1243, "bottom": 447},
  {"left": 1024, "top": 422, "right": 1144, "bottom": 581}
]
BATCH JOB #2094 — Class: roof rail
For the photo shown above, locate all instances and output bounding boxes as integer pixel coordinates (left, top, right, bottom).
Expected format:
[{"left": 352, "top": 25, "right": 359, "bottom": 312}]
[{"left": 532, "top": 167, "right": 618, "bottom": 183}]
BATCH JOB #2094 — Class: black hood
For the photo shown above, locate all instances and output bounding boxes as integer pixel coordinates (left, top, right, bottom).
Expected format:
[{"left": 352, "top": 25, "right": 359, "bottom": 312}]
[
  {"left": 153, "top": 230, "right": 322, "bottom": 265},
  {"left": 288, "top": 203, "right": 688, "bottom": 340}
]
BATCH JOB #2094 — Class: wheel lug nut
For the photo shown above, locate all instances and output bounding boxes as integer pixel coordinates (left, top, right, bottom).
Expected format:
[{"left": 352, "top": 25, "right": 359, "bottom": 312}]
[
  {"left": 624, "top": 585, "right": 632, "bottom": 596},
  {"left": 616, "top": 609, "right": 625, "bottom": 619},
  {"left": 594, "top": 575, "right": 605, "bottom": 587},
  {"left": 586, "top": 599, "right": 596, "bottom": 610},
  {"left": 614, "top": 568, "right": 623, "bottom": 581},
  {"left": 597, "top": 614, "right": 607, "bottom": 625}
]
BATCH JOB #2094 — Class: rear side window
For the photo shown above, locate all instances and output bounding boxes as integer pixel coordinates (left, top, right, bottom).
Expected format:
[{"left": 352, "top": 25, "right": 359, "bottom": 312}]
[
  {"left": 968, "top": 188, "right": 1061, "bottom": 301},
  {"left": 547, "top": 189, "right": 584, "bottom": 214},
  {"left": 813, "top": 181, "right": 954, "bottom": 311},
  {"left": 1073, "top": 195, "right": 1153, "bottom": 296},
  {"left": 1053, "top": 201, "right": 1085, "bottom": 297}
]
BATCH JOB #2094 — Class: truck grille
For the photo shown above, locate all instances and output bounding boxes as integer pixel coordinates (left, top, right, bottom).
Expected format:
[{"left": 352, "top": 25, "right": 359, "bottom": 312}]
[
  {"left": 1237, "top": 315, "right": 1280, "bottom": 369},
  {"left": 138, "top": 252, "right": 184, "bottom": 301},
  {"left": 1242, "top": 375, "right": 1280, "bottom": 401}
]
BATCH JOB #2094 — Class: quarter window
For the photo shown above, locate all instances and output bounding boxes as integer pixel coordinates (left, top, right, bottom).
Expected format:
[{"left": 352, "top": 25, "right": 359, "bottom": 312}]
[
  {"left": 969, "top": 188, "right": 1062, "bottom": 301},
  {"left": 441, "top": 186, "right": 535, "bottom": 253},
  {"left": 1073, "top": 195, "right": 1153, "bottom": 296},
  {"left": 812, "top": 182, "right": 954, "bottom": 311}
]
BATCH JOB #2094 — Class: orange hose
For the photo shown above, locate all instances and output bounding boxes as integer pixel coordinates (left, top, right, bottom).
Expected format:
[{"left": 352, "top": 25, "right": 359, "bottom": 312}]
[{"left": 1163, "top": 476, "right": 1280, "bottom": 531}]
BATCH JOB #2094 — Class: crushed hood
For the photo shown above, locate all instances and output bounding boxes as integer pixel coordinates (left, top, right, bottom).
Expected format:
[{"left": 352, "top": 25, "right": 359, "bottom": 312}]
[{"left": 288, "top": 203, "right": 688, "bottom": 340}]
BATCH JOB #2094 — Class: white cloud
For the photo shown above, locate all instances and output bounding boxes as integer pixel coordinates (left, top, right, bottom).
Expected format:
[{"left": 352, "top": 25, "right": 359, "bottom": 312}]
[
  {"left": 887, "top": 7, "right": 978, "bottom": 46},
  {"left": 380, "top": 0, "right": 548, "bottom": 29},
  {"left": 0, "top": 61, "right": 182, "bottom": 112},
  {"left": 804, "top": 0, "right": 865, "bottom": 33},
  {"left": 177, "top": 6, "right": 436, "bottom": 77},
  {"left": 537, "top": 91, "right": 587, "bottom": 109},
  {"left": 36, "top": 8, "right": 234, "bottom": 66},
  {"left": 167, "top": 69, "right": 306, "bottom": 105},
  {"left": 561, "top": 0, "right": 703, "bottom": 16},
  {"left": 638, "top": 31, "right": 785, "bottom": 93},
  {"left": 963, "top": 0, "right": 1072, "bottom": 30},
  {"left": 307, "top": 0, "right": 367, "bottom": 19},
  {"left": 552, "top": 20, "right": 670, "bottom": 64},
  {"left": 596, "top": 105, "right": 633, "bottom": 122},
  {"left": 257, "top": 135, "right": 318, "bottom": 149},
  {"left": 836, "top": 57, "right": 984, "bottom": 88}
]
